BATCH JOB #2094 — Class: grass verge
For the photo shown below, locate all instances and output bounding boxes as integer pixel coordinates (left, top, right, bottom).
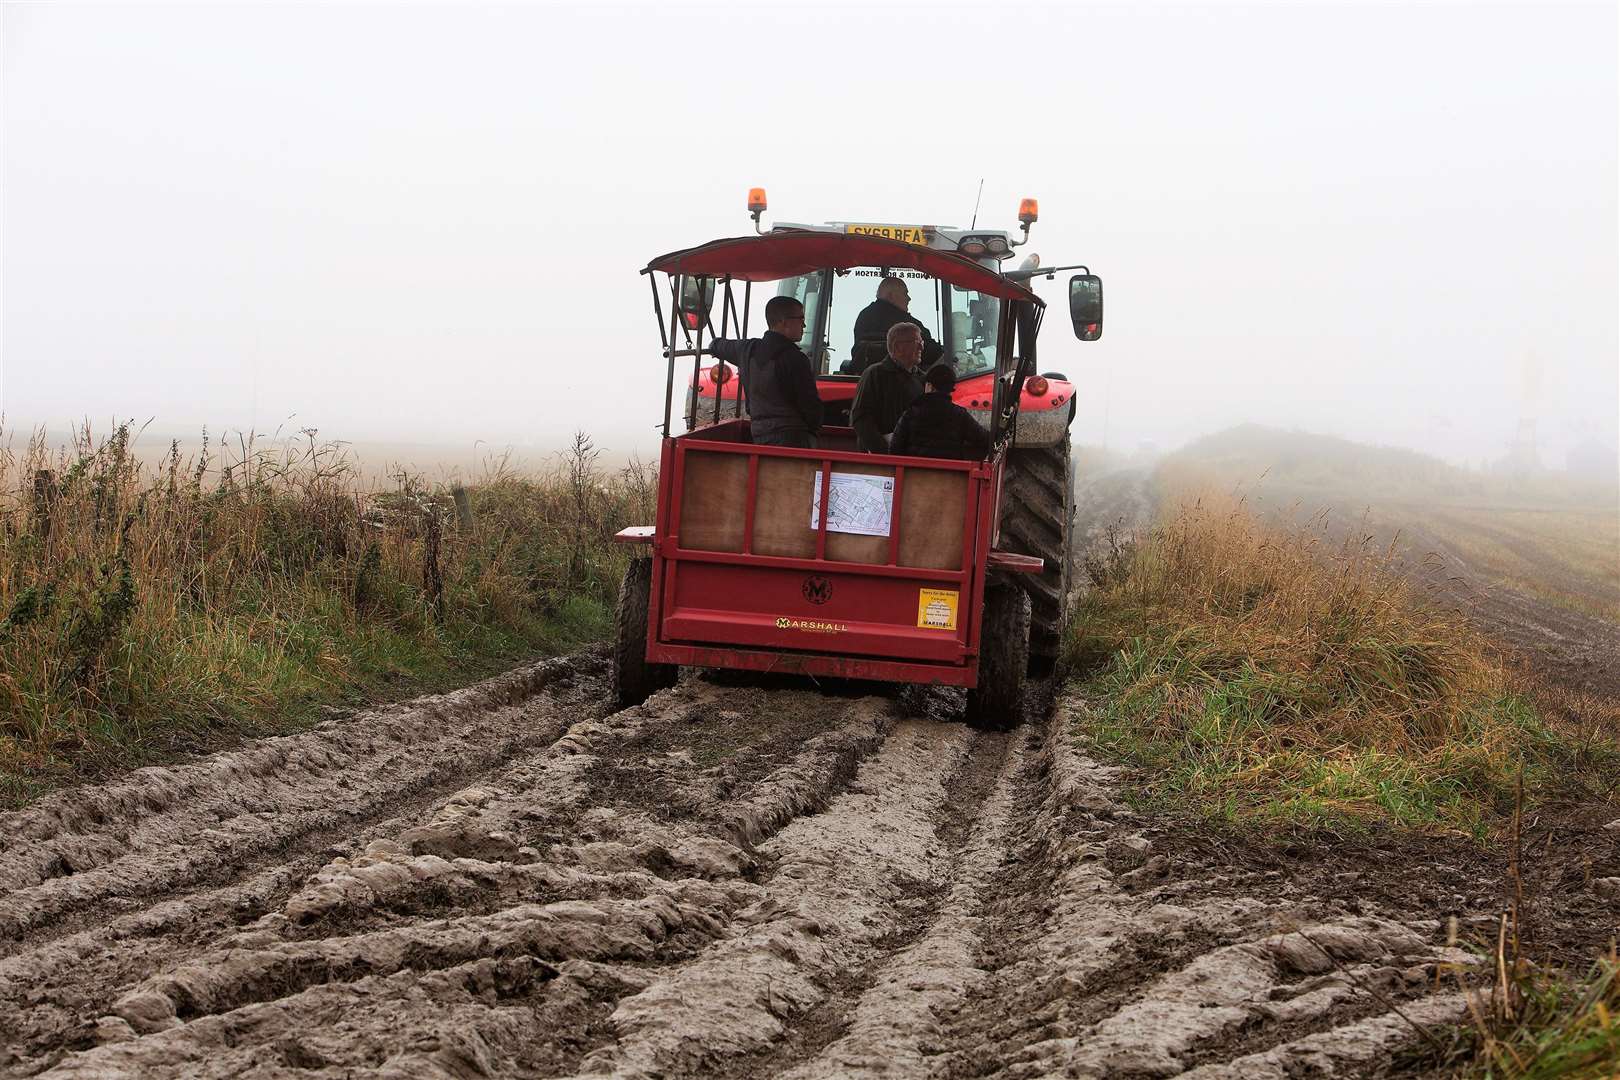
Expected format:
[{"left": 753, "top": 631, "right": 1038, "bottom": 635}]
[
  {"left": 0, "top": 423, "right": 652, "bottom": 806},
  {"left": 1064, "top": 497, "right": 1618, "bottom": 837}
]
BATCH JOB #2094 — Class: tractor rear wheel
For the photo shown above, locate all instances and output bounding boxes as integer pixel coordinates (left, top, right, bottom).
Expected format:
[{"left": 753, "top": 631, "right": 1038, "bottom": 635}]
[
  {"left": 614, "top": 557, "right": 678, "bottom": 708},
  {"left": 965, "top": 580, "right": 1030, "bottom": 731},
  {"left": 998, "top": 439, "right": 1075, "bottom": 672}
]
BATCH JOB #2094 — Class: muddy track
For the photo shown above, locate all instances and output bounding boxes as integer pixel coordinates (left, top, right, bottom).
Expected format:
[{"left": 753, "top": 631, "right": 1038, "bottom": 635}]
[{"left": 1, "top": 656, "right": 1475, "bottom": 1078}]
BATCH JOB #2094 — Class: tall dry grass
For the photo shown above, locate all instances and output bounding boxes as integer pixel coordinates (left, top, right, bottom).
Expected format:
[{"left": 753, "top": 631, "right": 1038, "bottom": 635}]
[
  {"left": 0, "top": 422, "right": 654, "bottom": 803},
  {"left": 1068, "top": 495, "right": 1617, "bottom": 833}
]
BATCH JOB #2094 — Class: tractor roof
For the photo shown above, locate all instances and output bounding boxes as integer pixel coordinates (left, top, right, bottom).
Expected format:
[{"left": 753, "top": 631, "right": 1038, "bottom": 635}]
[{"left": 643, "top": 230, "right": 1043, "bottom": 305}]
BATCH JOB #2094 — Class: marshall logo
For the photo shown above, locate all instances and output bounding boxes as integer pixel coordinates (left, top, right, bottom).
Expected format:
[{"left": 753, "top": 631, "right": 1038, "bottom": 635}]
[
  {"left": 802, "top": 575, "right": 833, "bottom": 605},
  {"left": 774, "top": 617, "right": 847, "bottom": 634}
]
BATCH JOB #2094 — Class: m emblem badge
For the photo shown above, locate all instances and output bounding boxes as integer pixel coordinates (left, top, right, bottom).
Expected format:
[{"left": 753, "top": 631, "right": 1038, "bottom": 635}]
[{"left": 802, "top": 575, "right": 833, "bottom": 605}]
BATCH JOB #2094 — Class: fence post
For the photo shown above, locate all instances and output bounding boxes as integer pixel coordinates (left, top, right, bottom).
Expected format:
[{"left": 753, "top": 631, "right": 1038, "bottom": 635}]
[
  {"left": 451, "top": 484, "right": 474, "bottom": 530},
  {"left": 33, "top": 470, "right": 59, "bottom": 539},
  {"left": 423, "top": 504, "right": 444, "bottom": 620}
]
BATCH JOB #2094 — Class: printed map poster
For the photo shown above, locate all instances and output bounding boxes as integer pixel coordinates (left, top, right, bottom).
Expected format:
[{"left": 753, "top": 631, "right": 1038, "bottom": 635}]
[{"left": 810, "top": 470, "right": 894, "bottom": 537}]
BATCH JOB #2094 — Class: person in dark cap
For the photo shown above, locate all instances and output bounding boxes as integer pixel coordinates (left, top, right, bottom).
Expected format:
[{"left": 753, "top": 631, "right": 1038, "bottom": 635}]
[{"left": 889, "top": 363, "right": 991, "bottom": 460}]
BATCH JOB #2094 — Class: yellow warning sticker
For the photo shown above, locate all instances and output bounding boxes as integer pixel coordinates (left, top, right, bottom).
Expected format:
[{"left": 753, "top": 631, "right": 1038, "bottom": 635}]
[{"left": 917, "top": 588, "right": 959, "bottom": 631}]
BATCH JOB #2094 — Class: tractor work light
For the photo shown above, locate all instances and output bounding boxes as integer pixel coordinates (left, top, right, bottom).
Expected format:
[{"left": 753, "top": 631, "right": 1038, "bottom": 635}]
[
  {"left": 958, "top": 234, "right": 1012, "bottom": 258},
  {"left": 1018, "top": 198, "right": 1039, "bottom": 224}
]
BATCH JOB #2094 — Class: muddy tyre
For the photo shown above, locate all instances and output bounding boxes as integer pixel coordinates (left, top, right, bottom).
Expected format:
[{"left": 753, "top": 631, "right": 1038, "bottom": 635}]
[
  {"left": 614, "top": 557, "right": 678, "bottom": 708},
  {"left": 965, "top": 580, "right": 1030, "bottom": 730},
  {"left": 998, "top": 439, "right": 1075, "bottom": 671}
]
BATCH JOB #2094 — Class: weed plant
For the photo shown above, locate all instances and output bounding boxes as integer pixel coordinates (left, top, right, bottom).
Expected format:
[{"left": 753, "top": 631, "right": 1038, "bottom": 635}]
[
  {"left": 1450, "top": 949, "right": 1620, "bottom": 1080},
  {"left": 0, "top": 422, "right": 654, "bottom": 804},
  {"left": 1066, "top": 497, "right": 1618, "bottom": 835}
]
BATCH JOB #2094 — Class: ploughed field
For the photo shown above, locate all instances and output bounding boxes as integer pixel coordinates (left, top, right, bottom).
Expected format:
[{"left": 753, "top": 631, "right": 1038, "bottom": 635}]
[{"left": 0, "top": 650, "right": 1484, "bottom": 1079}]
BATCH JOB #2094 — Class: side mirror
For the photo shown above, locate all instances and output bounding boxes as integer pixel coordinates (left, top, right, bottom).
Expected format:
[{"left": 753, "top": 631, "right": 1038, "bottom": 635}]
[
  {"left": 1069, "top": 274, "right": 1103, "bottom": 341},
  {"left": 677, "top": 276, "right": 715, "bottom": 331}
]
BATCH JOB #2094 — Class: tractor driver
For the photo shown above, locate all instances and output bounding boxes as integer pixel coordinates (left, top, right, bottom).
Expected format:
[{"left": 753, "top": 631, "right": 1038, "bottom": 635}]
[
  {"left": 850, "top": 321, "right": 926, "bottom": 453},
  {"left": 707, "top": 296, "right": 823, "bottom": 448},
  {"left": 841, "top": 276, "right": 944, "bottom": 376}
]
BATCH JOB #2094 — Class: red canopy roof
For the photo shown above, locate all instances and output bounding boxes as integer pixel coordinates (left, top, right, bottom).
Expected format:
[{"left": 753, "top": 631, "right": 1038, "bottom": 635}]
[{"left": 643, "top": 231, "right": 1043, "bottom": 305}]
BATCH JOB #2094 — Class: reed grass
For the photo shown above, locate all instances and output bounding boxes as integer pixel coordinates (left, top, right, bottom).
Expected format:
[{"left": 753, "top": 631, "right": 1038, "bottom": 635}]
[
  {"left": 1447, "top": 949, "right": 1620, "bottom": 1079},
  {"left": 0, "top": 422, "right": 652, "bottom": 804},
  {"left": 1066, "top": 496, "right": 1618, "bottom": 835}
]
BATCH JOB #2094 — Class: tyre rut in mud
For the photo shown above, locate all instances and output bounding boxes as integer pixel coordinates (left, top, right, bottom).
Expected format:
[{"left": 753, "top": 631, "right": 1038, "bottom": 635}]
[
  {"left": 3, "top": 661, "right": 1480, "bottom": 1079},
  {"left": 998, "top": 440, "right": 1075, "bottom": 668}
]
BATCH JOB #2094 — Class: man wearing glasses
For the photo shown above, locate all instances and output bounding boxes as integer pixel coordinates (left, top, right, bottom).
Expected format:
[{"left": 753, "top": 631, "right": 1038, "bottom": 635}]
[
  {"left": 708, "top": 296, "right": 823, "bottom": 448},
  {"left": 850, "top": 321, "right": 927, "bottom": 453},
  {"left": 843, "top": 276, "right": 944, "bottom": 376}
]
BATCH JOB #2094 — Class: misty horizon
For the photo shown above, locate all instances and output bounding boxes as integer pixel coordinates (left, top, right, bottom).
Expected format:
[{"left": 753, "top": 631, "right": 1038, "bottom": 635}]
[{"left": 4, "top": 2, "right": 1616, "bottom": 475}]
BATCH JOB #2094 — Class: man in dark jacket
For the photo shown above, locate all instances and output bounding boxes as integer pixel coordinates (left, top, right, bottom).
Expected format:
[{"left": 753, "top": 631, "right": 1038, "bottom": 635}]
[
  {"left": 890, "top": 363, "right": 991, "bottom": 461},
  {"left": 850, "top": 322, "right": 926, "bottom": 453},
  {"left": 841, "top": 276, "right": 944, "bottom": 375},
  {"left": 708, "top": 296, "right": 822, "bottom": 448}
]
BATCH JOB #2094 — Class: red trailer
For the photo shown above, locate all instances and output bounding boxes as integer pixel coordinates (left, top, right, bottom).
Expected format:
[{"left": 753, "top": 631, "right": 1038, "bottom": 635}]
[{"left": 614, "top": 229, "right": 1101, "bottom": 728}]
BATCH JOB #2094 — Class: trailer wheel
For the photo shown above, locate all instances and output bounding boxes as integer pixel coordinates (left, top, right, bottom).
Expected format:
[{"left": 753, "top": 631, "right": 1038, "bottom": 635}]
[
  {"left": 614, "top": 557, "right": 677, "bottom": 708},
  {"left": 999, "top": 438, "right": 1075, "bottom": 673},
  {"left": 965, "top": 580, "right": 1030, "bottom": 731}
]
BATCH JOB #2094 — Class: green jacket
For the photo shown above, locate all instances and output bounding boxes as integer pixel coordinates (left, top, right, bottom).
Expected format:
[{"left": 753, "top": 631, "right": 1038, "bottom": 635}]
[{"left": 850, "top": 358, "right": 925, "bottom": 453}]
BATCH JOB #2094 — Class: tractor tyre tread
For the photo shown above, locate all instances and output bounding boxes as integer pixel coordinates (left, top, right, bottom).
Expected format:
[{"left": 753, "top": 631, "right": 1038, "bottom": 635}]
[
  {"left": 965, "top": 581, "right": 1030, "bottom": 731},
  {"left": 998, "top": 441, "right": 1075, "bottom": 665},
  {"left": 613, "top": 557, "right": 678, "bottom": 708}
]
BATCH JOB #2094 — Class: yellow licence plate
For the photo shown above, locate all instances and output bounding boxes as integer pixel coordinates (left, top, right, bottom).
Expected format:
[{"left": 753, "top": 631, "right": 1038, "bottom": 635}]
[{"left": 844, "top": 223, "right": 933, "bottom": 246}]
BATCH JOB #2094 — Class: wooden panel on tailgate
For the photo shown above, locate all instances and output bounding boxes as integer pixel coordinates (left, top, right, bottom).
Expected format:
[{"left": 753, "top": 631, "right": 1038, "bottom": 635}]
[
  {"left": 826, "top": 459, "right": 895, "bottom": 564},
  {"left": 753, "top": 456, "right": 818, "bottom": 558},
  {"left": 898, "top": 468, "right": 966, "bottom": 570},
  {"left": 678, "top": 450, "right": 748, "bottom": 552}
]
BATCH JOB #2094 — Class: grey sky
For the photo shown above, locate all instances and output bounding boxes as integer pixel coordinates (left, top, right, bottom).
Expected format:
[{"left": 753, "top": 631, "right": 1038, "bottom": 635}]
[{"left": 4, "top": 1, "right": 1616, "bottom": 470}]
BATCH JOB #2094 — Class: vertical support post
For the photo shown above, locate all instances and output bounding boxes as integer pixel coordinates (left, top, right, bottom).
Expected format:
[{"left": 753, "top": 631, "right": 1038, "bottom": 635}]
[
  {"left": 742, "top": 454, "right": 759, "bottom": 554},
  {"left": 647, "top": 273, "right": 669, "bottom": 351},
  {"left": 736, "top": 281, "right": 752, "bottom": 421},
  {"left": 814, "top": 459, "right": 832, "bottom": 561},
  {"left": 450, "top": 483, "right": 474, "bottom": 529},
  {"left": 688, "top": 277, "right": 705, "bottom": 431},
  {"left": 33, "top": 469, "right": 58, "bottom": 540},
  {"left": 713, "top": 275, "right": 729, "bottom": 428},
  {"left": 663, "top": 271, "right": 681, "bottom": 437},
  {"left": 887, "top": 465, "right": 905, "bottom": 566}
]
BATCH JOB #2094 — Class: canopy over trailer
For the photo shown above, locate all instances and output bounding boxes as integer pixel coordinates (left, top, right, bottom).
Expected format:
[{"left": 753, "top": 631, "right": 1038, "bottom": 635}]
[{"left": 642, "top": 230, "right": 1046, "bottom": 444}]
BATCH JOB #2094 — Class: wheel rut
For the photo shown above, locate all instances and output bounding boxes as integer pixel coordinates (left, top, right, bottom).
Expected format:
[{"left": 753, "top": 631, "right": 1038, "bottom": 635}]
[
  {"left": 2, "top": 663, "right": 1482, "bottom": 1079},
  {"left": 1, "top": 666, "right": 898, "bottom": 1077}
]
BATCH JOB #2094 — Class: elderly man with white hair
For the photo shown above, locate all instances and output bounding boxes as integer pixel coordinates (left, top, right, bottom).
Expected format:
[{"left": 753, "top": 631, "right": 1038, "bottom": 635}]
[
  {"left": 842, "top": 275, "right": 944, "bottom": 375},
  {"left": 849, "top": 320, "right": 928, "bottom": 453}
]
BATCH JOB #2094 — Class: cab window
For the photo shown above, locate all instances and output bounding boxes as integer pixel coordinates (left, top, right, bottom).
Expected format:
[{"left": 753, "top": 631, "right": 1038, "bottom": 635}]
[
  {"left": 822, "top": 269, "right": 941, "bottom": 376},
  {"left": 945, "top": 286, "right": 999, "bottom": 379}
]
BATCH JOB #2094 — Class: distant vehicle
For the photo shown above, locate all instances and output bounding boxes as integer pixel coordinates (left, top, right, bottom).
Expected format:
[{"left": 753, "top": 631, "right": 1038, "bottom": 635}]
[{"left": 614, "top": 193, "right": 1103, "bottom": 726}]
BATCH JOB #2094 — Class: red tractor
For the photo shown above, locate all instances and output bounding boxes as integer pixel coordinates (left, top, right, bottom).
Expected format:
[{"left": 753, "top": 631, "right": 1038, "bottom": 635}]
[
  {"left": 615, "top": 197, "right": 1102, "bottom": 724},
  {"left": 684, "top": 192, "right": 1102, "bottom": 667}
]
